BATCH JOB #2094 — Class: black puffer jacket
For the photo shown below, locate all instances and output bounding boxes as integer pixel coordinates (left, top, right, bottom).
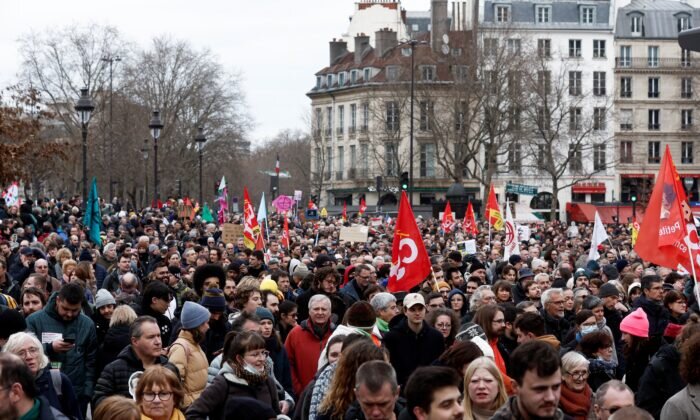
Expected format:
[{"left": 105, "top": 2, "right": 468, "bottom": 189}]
[
  {"left": 92, "top": 345, "right": 178, "bottom": 409},
  {"left": 541, "top": 309, "right": 570, "bottom": 342},
  {"left": 634, "top": 296, "right": 670, "bottom": 339},
  {"left": 636, "top": 343, "right": 685, "bottom": 419},
  {"left": 96, "top": 324, "right": 131, "bottom": 377}
]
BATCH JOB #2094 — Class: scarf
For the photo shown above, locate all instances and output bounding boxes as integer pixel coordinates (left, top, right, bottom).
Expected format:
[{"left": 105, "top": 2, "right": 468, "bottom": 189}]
[
  {"left": 588, "top": 358, "right": 617, "bottom": 378},
  {"left": 232, "top": 360, "right": 270, "bottom": 385},
  {"left": 559, "top": 383, "right": 592, "bottom": 420},
  {"left": 376, "top": 318, "right": 389, "bottom": 333}
]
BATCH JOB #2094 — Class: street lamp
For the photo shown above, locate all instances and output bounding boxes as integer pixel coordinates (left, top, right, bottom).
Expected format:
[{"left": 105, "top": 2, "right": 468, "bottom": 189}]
[
  {"left": 74, "top": 88, "right": 95, "bottom": 209},
  {"left": 194, "top": 126, "right": 207, "bottom": 205},
  {"left": 684, "top": 177, "right": 695, "bottom": 201},
  {"left": 149, "top": 110, "right": 164, "bottom": 206},
  {"left": 141, "top": 139, "right": 149, "bottom": 208},
  {"left": 631, "top": 194, "right": 637, "bottom": 219},
  {"left": 101, "top": 55, "right": 121, "bottom": 202}
]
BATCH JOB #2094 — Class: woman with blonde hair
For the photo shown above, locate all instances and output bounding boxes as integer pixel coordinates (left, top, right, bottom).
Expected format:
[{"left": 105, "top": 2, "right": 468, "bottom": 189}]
[
  {"left": 93, "top": 395, "right": 140, "bottom": 420},
  {"left": 61, "top": 258, "right": 77, "bottom": 284},
  {"left": 462, "top": 357, "right": 508, "bottom": 420},
  {"left": 97, "top": 305, "right": 138, "bottom": 375},
  {"left": 135, "top": 365, "right": 186, "bottom": 420},
  {"left": 54, "top": 248, "right": 73, "bottom": 279}
]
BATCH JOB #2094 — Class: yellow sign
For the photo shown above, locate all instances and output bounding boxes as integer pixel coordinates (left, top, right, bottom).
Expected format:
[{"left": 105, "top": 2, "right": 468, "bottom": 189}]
[{"left": 320, "top": 207, "right": 328, "bottom": 218}]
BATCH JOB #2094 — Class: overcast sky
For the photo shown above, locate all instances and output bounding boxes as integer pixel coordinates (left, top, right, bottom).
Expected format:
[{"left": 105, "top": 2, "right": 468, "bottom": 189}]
[{"left": 0, "top": 0, "right": 428, "bottom": 146}]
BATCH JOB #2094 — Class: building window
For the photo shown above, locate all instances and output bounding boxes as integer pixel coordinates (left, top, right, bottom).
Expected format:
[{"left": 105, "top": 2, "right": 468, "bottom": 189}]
[
  {"left": 648, "top": 77, "right": 659, "bottom": 98},
  {"left": 569, "top": 144, "right": 582, "bottom": 172},
  {"left": 385, "top": 143, "right": 398, "bottom": 176},
  {"left": 648, "top": 46, "right": 659, "bottom": 67},
  {"left": 456, "top": 65, "right": 469, "bottom": 82},
  {"left": 421, "top": 66, "right": 435, "bottom": 81},
  {"left": 363, "top": 68, "right": 371, "bottom": 81},
  {"left": 508, "top": 71, "right": 521, "bottom": 95},
  {"left": 350, "top": 104, "right": 357, "bottom": 133},
  {"left": 682, "top": 49, "right": 692, "bottom": 67},
  {"left": 420, "top": 143, "right": 435, "bottom": 177},
  {"left": 569, "top": 39, "right": 582, "bottom": 58},
  {"left": 484, "top": 38, "right": 498, "bottom": 56},
  {"left": 679, "top": 15, "right": 692, "bottom": 32},
  {"left": 360, "top": 143, "right": 369, "bottom": 177},
  {"left": 569, "top": 107, "right": 582, "bottom": 131},
  {"left": 593, "top": 72, "right": 606, "bottom": 96},
  {"left": 496, "top": 5, "right": 510, "bottom": 22},
  {"left": 350, "top": 70, "right": 357, "bottom": 84},
  {"left": 485, "top": 70, "right": 497, "bottom": 94},
  {"left": 536, "top": 6, "right": 551, "bottom": 23},
  {"left": 455, "top": 101, "right": 466, "bottom": 131},
  {"left": 682, "top": 141, "right": 694, "bottom": 163},
  {"left": 326, "top": 106, "right": 333, "bottom": 136},
  {"left": 619, "top": 45, "right": 631, "bottom": 67},
  {"left": 631, "top": 15, "right": 643, "bottom": 35},
  {"left": 316, "top": 76, "right": 322, "bottom": 89},
  {"left": 509, "top": 142, "right": 522, "bottom": 173},
  {"left": 327, "top": 74, "right": 334, "bottom": 87},
  {"left": 620, "top": 77, "right": 632, "bottom": 98},
  {"left": 569, "top": 71, "right": 582, "bottom": 96},
  {"left": 593, "top": 40, "right": 606, "bottom": 58},
  {"left": 593, "top": 144, "right": 606, "bottom": 171},
  {"left": 338, "top": 73, "right": 346, "bottom": 87},
  {"left": 350, "top": 145, "right": 357, "bottom": 176},
  {"left": 581, "top": 6, "right": 595, "bottom": 24},
  {"left": 682, "top": 109, "right": 693, "bottom": 129},
  {"left": 537, "top": 39, "right": 551, "bottom": 58},
  {"left": 337, "top": 146, "right": 344, "bottom": 179},
  {"left": 537, "top": 107, "right": 551, "bottom": 131},
  {"left": 314, "top": 108, "right": 322, "bottom": 136},
  {"left": 538, "top": 71, "right": 551, "bottom": 95},
  {"left": 593, "top": 107, "right": 606, "bottom": 130},
  {"left": 620, "top": 141, "right": 633, "bottom": 163},
  {"left": 326, "top": 146, "right": 333, "bottom": 178},
  {"left": 620, "top": 109, "right": 633, "bottom": 130},
  {"left": 507, "top": 38, "right": 521, "bottom": 55},
  {"left": 682, "top": 78, "right": 693, "bottom": 98},
  {"left": 648, "top": 109, "right": 660, "bottom": 130},
  {"left": 361, "top": 103, "right": 369, "bottom": 132},
  {"left": 386, "top": 66, "right": 399, "bottom": 81},
  {"left": 337, "top": 105, "right": 344, "bottom": 135},
  {"left": 419, "top": 101, "right": 433, "bottom": 131},
  {"left": 648, "top": 141, "right": 661, "bottom": 163},
  {"left": 386, "top": 102, "right": 399, "bottom": 132},
  {"left": 509, "top": 106, "right": 521, "bottom": 131},
  {"left": 412, "top": 23, "right": 420, "bottom": 31}
]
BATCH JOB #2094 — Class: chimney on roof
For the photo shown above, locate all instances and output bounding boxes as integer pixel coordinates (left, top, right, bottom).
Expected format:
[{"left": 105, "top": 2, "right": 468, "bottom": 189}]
[
  {"left": 431, "top": 0, "right": 449, "bottom": 52},
  {"left": 374, "top": 28, "right": 397, "bottom": 58},
  {"left": 354, "top": 34, "right": 370, "bottom": 64},
  {"left": 329, "top": 38, "right": 348, "bottom": 66}
]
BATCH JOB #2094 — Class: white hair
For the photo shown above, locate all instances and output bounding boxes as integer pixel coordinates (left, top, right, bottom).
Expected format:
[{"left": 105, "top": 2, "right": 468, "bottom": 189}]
[
  {"left": 308, "top": 294, "right": 331, "bottom": 310},
  {"left": 2, "top": 332, "right": 49, "bottom": 370},
  {"left": 561, "top": 351, "right": 589, "bottom": 374},
  {"left": 370, "top": 292, "right": 396, "bottom": 312},
  {"left": 469, "top": 285, "right": 493, "bottom": 311},
  {"left": 541, "top": 288, "right": 563, "bottom": 306}
]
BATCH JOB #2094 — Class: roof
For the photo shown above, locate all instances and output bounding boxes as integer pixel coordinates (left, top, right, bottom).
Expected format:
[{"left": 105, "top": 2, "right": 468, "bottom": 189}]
[
  {"left": 483, "top": 0, "right": 611, "bottom": 28},
  {"left": 615, "top": 0, "right": 700, "bottom": 38}
]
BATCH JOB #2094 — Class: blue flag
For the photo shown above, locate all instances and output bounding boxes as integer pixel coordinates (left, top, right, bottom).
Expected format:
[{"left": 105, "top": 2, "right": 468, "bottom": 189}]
[{"left": 83, "top": 177, "right": 102, "bottom": 247}]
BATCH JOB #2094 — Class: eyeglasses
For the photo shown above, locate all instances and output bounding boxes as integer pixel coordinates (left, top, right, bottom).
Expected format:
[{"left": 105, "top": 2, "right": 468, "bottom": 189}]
[
  {"left": 245, "top": 350, "right": 270, "bottom": 359},
  {"left": 567, "top": 371, "right": 589, "bottom": 380},
  {"left": 436, "top": 323, "right": 451, "bottom": 329},
  {"left": 17, "top": 347, "right": 40, "bottom": 358},
  {"left": 142, "top": 392, "right": 173, "bottom": 402}
]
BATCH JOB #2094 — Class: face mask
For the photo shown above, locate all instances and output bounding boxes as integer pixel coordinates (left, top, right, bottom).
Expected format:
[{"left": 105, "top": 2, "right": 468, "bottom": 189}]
[
  {"left": 243, "top": 362, "right": 259, "bottom": 375},
  {"left": 597, "top": 318, "right": 607, "bottom": 329},
  {"left": 581, "top": 325, "right": 598, "bottom": 336}
]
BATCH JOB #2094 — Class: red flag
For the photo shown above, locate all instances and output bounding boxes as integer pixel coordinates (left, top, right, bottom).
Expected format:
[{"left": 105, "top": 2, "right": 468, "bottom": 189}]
[
  {"left": 359, "top": 197, "right": 367, "bottom": 216},
  {"left": 464, "top": 200, "right": 478, "bottom": 236},
  {"left": 387, "top": 191, "right": 431, "bottom": 292},
  {"left": 441, "top": 200, "right": 455, "bottom": 232},
  {"left": 342, "top": 201, "right": 347, "bottom": 221},
  {"left": 308, "top": 199, "right": 317, "bottom": 210},
  {"left": 485, "top": 185, "right": 503, "bottom": 230},
  {"left": 635, "top": 145, "right": 700, "bottom": 273},
  {"left": 243, "top": 187, "right": 262, "bottom": 250},
  {"left": 281, "top": 215, "right": 290, "bottom": 249},
  {"left": 275, "top": 154, "right": 280, "bottom": 175}
]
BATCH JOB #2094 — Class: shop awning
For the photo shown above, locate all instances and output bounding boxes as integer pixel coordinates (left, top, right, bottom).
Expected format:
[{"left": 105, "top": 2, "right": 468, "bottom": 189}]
[
  {"left": 572, "top": 182, "right": 606, "bottom": 194},
  {"left": 566, "top": 203, "right": 643, "bottom": 224}
]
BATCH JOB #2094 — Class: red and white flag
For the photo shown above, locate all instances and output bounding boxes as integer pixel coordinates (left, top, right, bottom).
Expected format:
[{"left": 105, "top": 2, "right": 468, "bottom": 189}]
[
  {"left": 359, "top": 197, "right": 367, "bottom": 216},
  {"left": 281, "top": 215, "right": 290, "bottom": 249},
  {"left": 635, "top": 145, "right": 700, "bottom": 275},
  {"left": 342, "top": 201, "right": 347, "bottom": 221},
  {"left": 441, "top": 200, "right": 455, "bottom": 232},
  {"left": 275, "top": 154, "right": 280, "bottom": 175},
  {"left": 463, "top": 200, "right": 478, "bottom": 236},
  {"left": 243, "top": 187, "right": 262, "bottom": 250},
  {"left": 503, "top": 202, "right": 520, "bottom": 260},
  {"left": 387, "top": 191, "right": 431, "bottom": 292}
]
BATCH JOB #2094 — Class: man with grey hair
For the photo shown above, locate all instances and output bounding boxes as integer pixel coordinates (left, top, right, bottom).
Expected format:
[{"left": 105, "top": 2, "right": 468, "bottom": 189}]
[
  {"left": 97, "top": 242, "right": 118, "bottom": 272},
  {"left": 468, "top": 285, "right": 496, "bottom": 317},
  {"left": 371, "top": 292, "right": 399, "bottom": 338},
  {"left": 540, "top": 287, "right": 569, "bottom": 341},
  {"left": 34, "top": 259, "right": 60, "bottom": 295},
  {"left": 594, "top": 380, "right": 635, "bottom": 420},
  {"left": 348, "top": 360, "right": 402, "bottom": 420},
  {"left": 284, "top": 294, "right": 336, "bottom": 396}
]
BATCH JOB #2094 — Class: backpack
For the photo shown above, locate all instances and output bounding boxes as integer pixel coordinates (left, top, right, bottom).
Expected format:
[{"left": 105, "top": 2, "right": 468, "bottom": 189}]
[
  {"left": 0, "top": 293, "right": 17, "bottom": 309},
  {"left": 50, "top": 369, "right": 62, "bottom": 397}
]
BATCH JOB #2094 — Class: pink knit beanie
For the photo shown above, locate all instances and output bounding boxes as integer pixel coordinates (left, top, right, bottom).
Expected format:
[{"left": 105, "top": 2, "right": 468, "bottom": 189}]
[{"left": 620, "top": 308, "right": 649, "bottom": 338}]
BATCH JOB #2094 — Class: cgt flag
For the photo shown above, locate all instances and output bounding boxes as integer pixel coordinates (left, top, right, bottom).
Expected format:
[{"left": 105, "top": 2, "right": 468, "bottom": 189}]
[
  {"left": 387, "top": 191, "right": 431, "bottom": 292},
  {"left": 503, "top": 202, "right": 519, "bottom": 260},
  {"left": 441, "top": 200, "right": 455, "bottom": 233},
  {"left": 281, "top": 215, "right": 290, "bottom": 249},
  {"left": 635, "top": 145, "right": 700, "bottom": 274},
  {"left": 243, "top": 187, "right": 262, "bottom": 250},
  {"left": 463, "top": 200, "right": 478, "bottom": 236},
  {"left": 485, "top": 185, "right": 503, "bottom": 230},
  {"left": 359, "top": 197, "right": 367, "bottom": 216}
]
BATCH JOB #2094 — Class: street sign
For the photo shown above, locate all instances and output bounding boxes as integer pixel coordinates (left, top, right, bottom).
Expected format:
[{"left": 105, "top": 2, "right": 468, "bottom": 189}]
[{"left": 505, "top": 183, "right": 538, "bottom": 196}]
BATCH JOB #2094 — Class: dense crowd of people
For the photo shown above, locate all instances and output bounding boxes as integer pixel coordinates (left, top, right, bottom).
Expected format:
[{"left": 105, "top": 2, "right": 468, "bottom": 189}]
[{"left": 0, "top": 197, "right": 698, "bottom": 420}]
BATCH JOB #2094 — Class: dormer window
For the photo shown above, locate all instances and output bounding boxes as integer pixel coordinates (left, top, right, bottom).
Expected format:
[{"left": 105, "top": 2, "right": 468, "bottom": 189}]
[
  {"left": 338, "top": 72, "right": 346, "bottom": 87},
  {"left": 316, "top": 76, "right": 322, "bottom": 89},
  {"left": 581, "top": 6, "right": 595, "bottom": 24},
  {"left": 678, "top": 14, "right": 692, "bottom": 32},
  {"left": 386, "top": 66, "right": 399, "bottom": 81},
  {"left": 536, "top": 5, "right": 552, "bottom": 24},
  {"left": 421, "top": 66, "right": 436, "bottom": 81},
  {"left": 631, "top": 14, "right": 643, "bottom": 36},
  {"left": 363, "top": 68, "right": 371, "bottom": 81},
  {"left": 350, "top": 70, "right": 357, "bottom": 84},
  {"left": 495, "top": 5, "right": 510, "bottom": 23},
  {"left": 327, "top": 74, "right": 334, "bottom": 87}
]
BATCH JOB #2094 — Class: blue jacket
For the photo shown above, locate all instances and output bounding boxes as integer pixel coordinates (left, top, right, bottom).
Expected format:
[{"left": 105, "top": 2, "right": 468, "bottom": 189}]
[{"left": 36, "top": 367, "right": 83, "bottom": 420}]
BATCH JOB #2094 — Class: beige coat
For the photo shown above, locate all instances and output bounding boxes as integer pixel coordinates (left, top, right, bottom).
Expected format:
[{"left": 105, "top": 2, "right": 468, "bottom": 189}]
[{"left": 168, "top": 329, "right": 208, "bottom": 407}]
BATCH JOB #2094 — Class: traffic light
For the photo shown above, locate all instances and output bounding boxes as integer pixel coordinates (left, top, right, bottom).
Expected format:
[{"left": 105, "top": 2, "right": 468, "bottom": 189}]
[{"left": 400, "top": 172, "right": 409, "bottom": 191}]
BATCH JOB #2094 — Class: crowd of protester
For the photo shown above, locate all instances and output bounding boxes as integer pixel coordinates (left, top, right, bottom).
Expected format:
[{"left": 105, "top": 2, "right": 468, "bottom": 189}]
[{"left": 0, "top": 197, "right": 699, "bottom": 419}]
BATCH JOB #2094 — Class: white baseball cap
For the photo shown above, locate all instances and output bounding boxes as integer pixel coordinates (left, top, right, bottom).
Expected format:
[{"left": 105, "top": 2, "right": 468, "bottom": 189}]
[{"left": 404, "top": 293, "right": 425, "bottom": 309}]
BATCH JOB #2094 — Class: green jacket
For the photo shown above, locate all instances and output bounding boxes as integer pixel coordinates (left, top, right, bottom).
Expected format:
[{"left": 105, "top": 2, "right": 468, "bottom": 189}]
[{"left": 26, "top": 292, "right": 98, "bottom": 398}]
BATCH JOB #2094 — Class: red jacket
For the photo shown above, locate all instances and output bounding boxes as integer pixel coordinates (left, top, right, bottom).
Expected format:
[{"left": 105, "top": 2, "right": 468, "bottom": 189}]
[{"left": 284, "top": 319, "right": 335, "bottom": 396}]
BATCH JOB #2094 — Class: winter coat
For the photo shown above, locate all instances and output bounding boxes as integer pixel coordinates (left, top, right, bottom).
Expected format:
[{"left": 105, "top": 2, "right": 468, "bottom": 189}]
[
  {"left": 285, "top": 319, "right": 335, "bottom": 396},
  {"left": 96, "top": 324, "right": 131, "bottom": 377},
  {"left": 541, "top": 309, "right": 570, "bottom": 343},
  {"left": 36, "top": 395, "right": 71, "bottom": 420},
  {"left": 36, "top": 367, "right": 83, "bottom": 420},
  {"left": 140, "top": 409, "right": 185, "bottom": 420},
  {"left": 91, "top": 312, "right": 110, "bottom": 346},
  {"left": 343, "top": 397, "right": 406, "bottom": 420},
  {"left": 383, "top": 314, "right": 445, "bottom": 389},
  {"left": 202, "top": 316, "right": 231, "bottom": 363},
  {"left": 661, "top": 383, "right": 700, "bottom": 420},
  {"left": 266, "top": 336, "right": 293, "bottom": 398},
  {"left": 634, "top": 296, "right": 670, "bottom": 339},
  {"left": 340, "top": 278, "right": 364, "bottom": 304},
  {"left": 637, "top": 343, "right": 685, "bottom": 419},
  {"left": 492, "top": 396, "right": 572, "bottom": 420},
  {"left": 296, "top": 289, "right": 347, "bottom": 324},
  {"left": 25, "top": 292, "right": 98, "bottom": 399},
  {"left": 92, "top": 345, "right": 178, "bottom": 409},
  {"left": 167, "top": 329, "right": 208, "bottom": 408},
  {"left": 186, "top": 362, "right": 280, "bottom": 420}
]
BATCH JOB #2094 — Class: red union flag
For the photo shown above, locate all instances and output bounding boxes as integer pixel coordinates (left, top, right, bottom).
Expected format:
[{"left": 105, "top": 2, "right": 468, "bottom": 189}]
[
  {"left": 281, "top": 215, "right": 290, "bottom": 249},
  {"left": 463, "top": 200, "right": 478, "bottom": 236},
  {"left": 387, "top": 191, "right": 431, "bottom": 292},
  {"left": 243, "top": 187, "right": 262, "bottom": 250},
  {"left": 485, "top": 185, "right": 503, "bottom": 230},
  {"left": 359, "top": 197, "right": 367, "bottom": 215},
  {"left": 441, "top": 200, "right": 455, "bottom": 232},
  {"left": 635, "top": 145, "right": 700, "bottom": 273}
]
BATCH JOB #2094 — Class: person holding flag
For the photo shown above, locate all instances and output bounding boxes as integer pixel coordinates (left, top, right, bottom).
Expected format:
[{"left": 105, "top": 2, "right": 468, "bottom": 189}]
[
  {"left": 463, "top": 200, "right": 478, "bottom": 236},
  {"left": 243, "top": 187, "right": 263, "bottom": 250},
  {"left": 485, "top": 185, "right": 503, "bottom": 231},
  {"left": 441, "top": 201, "right": 455, "bottom": 233},
  {"left": 359, "top": 197, "right": 367, "bottom": 217}
]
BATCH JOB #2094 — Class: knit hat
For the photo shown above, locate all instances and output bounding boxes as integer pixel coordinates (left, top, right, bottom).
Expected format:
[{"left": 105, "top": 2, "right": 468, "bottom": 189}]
[
  {"left": 255, "top": 307, "right": 275, "bottom": 326},
  {"left": 200, "top": 288, "right": 226, "bottom": 313},
  {"left": 628, "top": 282, "right": 642, "bottom": 295},
  {"left": 586, "top": 260, "right": 600, "bottom": 272},
  {"left": 616, "top": 259, "right": 629, "bottom": 273},
  {"left": 508, "top": 255, "right": 522, "bottom": 265},
  {"left": 620, "top": 308, "right": 649, "bottom": 338},
  {"left": 602, "top": 264, "right": 619, "bottom": 280},
  {"left": 574, "top": 268, "right": 590, "bottom": 279},
  {"left": 78, "top": 249, "right": 93, "bottom": 262},
  {"left": 448, "top": 289, "right": 465, "bottom": 302},
  {"left": 345, "top": 301, "right": 376, "bottom": 328},
  {"left": 293, "top": 264, "right": 310, "bottom": 278},
  {"left": 94, "top": 289, "right": 116, "bottom": 309},
  {"left": 598, "top": 283, "right": 620, "bottom": 299},
  {"left": 181, "top": 301, "right": 210, "bottom": 329},
  {"left": 436, "top": 281, "right": 450, "bottom": 291},
  {"left": 0, "top": 309, "right": 27, "bottom": 340},
  {"left": 469, "top": 260, "right": 486, "bottom": 273},
  {"left": 260, "top": 278, "right": 279, "bottom": 294}
]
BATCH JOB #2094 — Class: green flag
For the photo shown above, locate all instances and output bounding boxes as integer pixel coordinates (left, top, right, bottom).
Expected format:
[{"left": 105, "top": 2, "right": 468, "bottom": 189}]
[
  {"left": 83, "top": 177, "right": 102, "bottom": 247},
  {"left": 201, "top": 203, "right": 214, "bottom": 223}
]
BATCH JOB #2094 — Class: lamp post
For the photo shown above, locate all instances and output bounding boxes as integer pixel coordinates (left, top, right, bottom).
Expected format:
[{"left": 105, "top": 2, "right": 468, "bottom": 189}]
[
  {"left": 684, "top": 177, "right": 695, "bottom": 202},
  {"left": 141, "top": 139, "right": 149, "bottom": 209},
  {"left": 149, "top": 110, "right": 164, "bottom": 206},
  {"left": 631, "top": 194, "right": 637, "bottom": 219},
  {"left": 74, "top": 88, "right": 95, "bottom": 209},
  {"left": 101, "top": 55, "right": 121, "bottom": 202},
  {"left": 194, "top": 126, "right": 207, "bottom": 205}
]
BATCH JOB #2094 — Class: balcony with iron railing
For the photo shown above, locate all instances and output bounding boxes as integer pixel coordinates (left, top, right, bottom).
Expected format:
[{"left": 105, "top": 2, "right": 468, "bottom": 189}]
[{"left": 616, "top": 57, "right": 696, "bottom": 69}]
